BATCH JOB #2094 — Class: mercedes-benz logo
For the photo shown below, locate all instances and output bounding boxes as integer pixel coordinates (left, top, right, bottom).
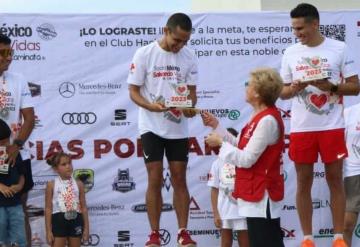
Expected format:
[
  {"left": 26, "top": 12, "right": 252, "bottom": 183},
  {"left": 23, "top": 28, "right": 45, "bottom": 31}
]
[
  {"left": 59, "top": 82, "right": 76, "bottom": 98},
  {"left": 81, "top": 234, "right": 100, "bottom": 246},
  {"left": 159, "top": 229, "right": 171, "bottom": 246},
  {"left": 62, "top": 112, "right": 97, "bottom": 125}
]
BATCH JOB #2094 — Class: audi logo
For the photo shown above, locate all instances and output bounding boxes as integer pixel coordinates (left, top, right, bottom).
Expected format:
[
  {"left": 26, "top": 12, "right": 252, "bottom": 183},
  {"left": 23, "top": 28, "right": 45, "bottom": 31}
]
[
  {"left": 62, "top": 112, "right": 97, "bottom": 125},
  {"left": 81, "top": 234, "right": 100, "bottom": 246},
  {"left": 59, "top": 82, "right": 76, "bottom": 98}
]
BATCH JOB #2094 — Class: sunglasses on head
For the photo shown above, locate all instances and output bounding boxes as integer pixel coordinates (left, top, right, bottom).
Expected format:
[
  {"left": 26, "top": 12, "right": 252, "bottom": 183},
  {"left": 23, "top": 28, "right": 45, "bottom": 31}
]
[{"left": 0, "top": 49, "right": 14, "bottom": 58}]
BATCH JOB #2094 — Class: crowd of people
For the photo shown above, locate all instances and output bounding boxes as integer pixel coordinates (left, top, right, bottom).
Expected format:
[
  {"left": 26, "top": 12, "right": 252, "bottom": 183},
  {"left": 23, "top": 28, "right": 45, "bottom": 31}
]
[{"left": 0, "top": 2, "right": 360, "bottom": 247}]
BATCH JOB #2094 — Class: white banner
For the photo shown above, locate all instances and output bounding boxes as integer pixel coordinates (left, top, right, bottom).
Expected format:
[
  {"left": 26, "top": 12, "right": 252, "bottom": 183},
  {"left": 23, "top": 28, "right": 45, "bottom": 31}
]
[{"left": 1, "top": 11, "right": 360, "bottom": 247}]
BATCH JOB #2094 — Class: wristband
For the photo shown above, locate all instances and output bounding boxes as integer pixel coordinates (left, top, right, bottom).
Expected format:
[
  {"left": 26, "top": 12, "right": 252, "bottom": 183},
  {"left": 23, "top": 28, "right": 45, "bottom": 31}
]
[
  {"left": 13, "top": 139, "right": 24, "bottom": 148},
  {"left": 330, "top": 84, "right": 338, "bottom": 93}
]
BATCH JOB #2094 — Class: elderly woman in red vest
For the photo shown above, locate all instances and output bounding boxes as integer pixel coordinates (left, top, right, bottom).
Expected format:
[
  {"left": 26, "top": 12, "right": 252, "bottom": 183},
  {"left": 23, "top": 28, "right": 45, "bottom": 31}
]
[{"left": 201, "top": 67, "right": 285, "bottom": 247}]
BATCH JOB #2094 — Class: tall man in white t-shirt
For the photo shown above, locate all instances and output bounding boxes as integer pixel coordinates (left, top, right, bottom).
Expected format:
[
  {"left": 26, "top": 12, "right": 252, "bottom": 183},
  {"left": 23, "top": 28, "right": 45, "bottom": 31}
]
[
  {"left": 127, "top": 13, "right": 198, "bottom": 247},
  {"left": 343, "top": 103, "right": 360, "bottom": 247},
  {"left": 280, "top": 3, "right": 360, "bottom": 247},
  {"left": 0, "top": 34, "right": 35, "bottom": 247}
]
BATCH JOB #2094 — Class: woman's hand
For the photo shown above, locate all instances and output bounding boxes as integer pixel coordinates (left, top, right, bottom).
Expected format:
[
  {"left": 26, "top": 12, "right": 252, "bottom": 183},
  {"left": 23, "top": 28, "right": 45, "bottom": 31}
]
[
  {"left": 46, "top": 231, "right": 54, "bottom": 246},
  {"left": 201, "top": 111, "right": 219, "bottom": 129},
  {"left": 205, "top": 132, "right": 223, "bottom": 147}
]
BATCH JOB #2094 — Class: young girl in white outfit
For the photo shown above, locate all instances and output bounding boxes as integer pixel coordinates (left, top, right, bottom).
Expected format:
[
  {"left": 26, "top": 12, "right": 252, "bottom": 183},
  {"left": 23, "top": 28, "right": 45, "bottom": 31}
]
[
  {"left": 208, "top": 128, "right": 249, "bottom": 247},
  {"left": 45, "top": 152, "right": 89, "bottom": 247}
]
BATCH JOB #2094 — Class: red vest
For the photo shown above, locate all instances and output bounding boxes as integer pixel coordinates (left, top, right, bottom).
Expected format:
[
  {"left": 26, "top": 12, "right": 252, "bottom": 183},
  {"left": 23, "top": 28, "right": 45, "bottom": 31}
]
[{"left": 232, "top": 106, "right": 285, "bottom": 202}]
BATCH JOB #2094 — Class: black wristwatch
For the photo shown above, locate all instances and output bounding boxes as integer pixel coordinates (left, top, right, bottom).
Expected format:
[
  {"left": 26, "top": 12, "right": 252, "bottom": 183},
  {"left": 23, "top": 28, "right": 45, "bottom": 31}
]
[
  {"left": 330, "top": 84, "right": 338, "bottom": 93},
  {"left": 13, "top": 139, "right": 24, "bottom": 148}
]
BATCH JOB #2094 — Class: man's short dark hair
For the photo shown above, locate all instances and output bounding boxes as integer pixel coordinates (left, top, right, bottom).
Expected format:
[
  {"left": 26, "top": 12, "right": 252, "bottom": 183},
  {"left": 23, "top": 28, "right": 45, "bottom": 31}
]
[
  {"left": 0, "top": 34, "right": 11, "bottom": 45},
  {"left": 166, "top": 13, "right": 192, "bottom": 32},
  {"left": 290, "top": 3, "right": 319, "bottom": 22},
  {"left": 0, "top": 119, "right": 11, "bottom": 140}
]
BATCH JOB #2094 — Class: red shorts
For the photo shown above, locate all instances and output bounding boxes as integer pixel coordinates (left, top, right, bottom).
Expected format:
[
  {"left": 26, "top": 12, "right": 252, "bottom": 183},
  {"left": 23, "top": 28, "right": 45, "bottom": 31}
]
[{"left": 289, "top": 128, "right": 348, "bottom": 164}]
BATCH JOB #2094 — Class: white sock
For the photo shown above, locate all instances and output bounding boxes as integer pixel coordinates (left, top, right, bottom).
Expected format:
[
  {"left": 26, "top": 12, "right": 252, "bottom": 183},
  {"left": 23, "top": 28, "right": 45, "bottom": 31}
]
[
  {"left": 303, "top": 235, "right": 314, "bottom": 241},
  {"left": 334, "top": 233, "right": 344, "bottom": 240}
]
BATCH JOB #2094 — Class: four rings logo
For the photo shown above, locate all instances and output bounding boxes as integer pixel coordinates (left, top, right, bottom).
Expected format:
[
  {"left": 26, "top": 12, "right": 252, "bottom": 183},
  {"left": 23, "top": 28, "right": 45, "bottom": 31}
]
[
  {"left": 62, "top": 112, "right": 97, "bottom": 125},
  {"left": 59, "top": 82, "right": 76, "bottom": 98},
  {"left": 81, "top": 234, "right": 100, "bottom": 246}
]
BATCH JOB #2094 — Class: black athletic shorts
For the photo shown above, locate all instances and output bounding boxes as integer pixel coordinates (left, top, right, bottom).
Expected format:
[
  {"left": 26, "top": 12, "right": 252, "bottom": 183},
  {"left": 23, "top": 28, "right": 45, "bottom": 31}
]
[
  {"left": 140, "top": 132, "right": 189, "bottom": 163},
  {"left": 20, "top": 158, "right": 34, "bottom": 194},
  {"left": 52, "top": 212, "right": 83, "bottom": 237}
]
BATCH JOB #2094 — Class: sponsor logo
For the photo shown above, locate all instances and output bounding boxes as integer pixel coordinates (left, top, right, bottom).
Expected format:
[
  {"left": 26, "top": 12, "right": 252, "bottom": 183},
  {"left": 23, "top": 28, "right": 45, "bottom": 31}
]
[
  {"left": 26, "top": 205, "right": 44, "bottom": 218},
  {"left": 59, "top": 82, "right": 76, "bottom": 98},
  {"left": 112, "top": 168, "right": 136, "bottom": 193},
  {"left": 314, "top": 228, "right": 333, "bottom": 238},
  {"left": 118, "top": 231, "right": 130, "bottom": 241},
  {"left": 33, "top": 175, "right": 57, "bottom": 190},
  {"left": 74, "top": 169, "right": 94, "bottom": 193},
  {"left": 357, "top": 21, "right": 360, "bottom": 37},
  {"left": 28, "top": 82, "right": 41, "bottom": 97},
  {"left": 114, "top": 230, "right": 135, "bottom": 247},
  {"left": 62, "top": 112, "right": 97, "bottom": 125},
  {"left": 36, "top": 23, "right": 57, "bottom": 40},
  {"left": 82, "top": 234, "right": 100, "bottom": 246},
  {"left": 198, "top": 173, "right": 209, "bottom": 183},
  {"left": 131, "top": 203, "right": 173, "bottom": 213},
  {"left": 196, "top": 90, "right": 220, "bottom": 100},
  {"left": 87, "top": 204, "right": 125, "bottom": 217},
  {"left": 355, "top": 224, "right": 360, "bottom": 238},
  {"left": 281, "top": 227, "right": 296, "bottom": 239},
  {"left": 337, "top": 153, "right": 346, "bottom": 159},
  {"left": 189, "top": 197, "right": 213, "bottom": 220},
  {"left": 111, "top": 109, "right": 130, "bottom": 127},
  {"left": 282, "top": 204, "right": 296, "bottom": 211},
  {"left": 162, "top": 171, "right": 172, "bottom": 192},
  {"left": 0, "top": 23, "right": 32, "bottom": 37},
  {"left": 312, "top": 198, "right": 330, "bottom": 209},
  {"left": 313, "top": 171, "right": 325, "bottom": 179},
  {"left": 159, "top": 229, "right": 171, "bottom": 246},
  {"left": 187, "top": 229, "right": 220, "bottom": 238},
  {"left": 34, "top": 115, "right": 43, "bottom": 129},
  {"left": 201, "top": 108, "right": 240, "bottom": 120}
]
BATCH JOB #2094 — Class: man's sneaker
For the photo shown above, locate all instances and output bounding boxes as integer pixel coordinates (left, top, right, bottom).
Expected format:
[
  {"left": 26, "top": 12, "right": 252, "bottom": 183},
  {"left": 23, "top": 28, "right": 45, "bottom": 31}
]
[
  {"left": 177, "top": 229, "right": 197, "bottom": 247},
  {"left": 332, "top": 238, "right": 348, "bottom": 247},
  {"left": 300, "top": 239, "right": 316, "bottom": 247},
  {"left": 145, "top": 230, "right": 161, "bottom": 247}
]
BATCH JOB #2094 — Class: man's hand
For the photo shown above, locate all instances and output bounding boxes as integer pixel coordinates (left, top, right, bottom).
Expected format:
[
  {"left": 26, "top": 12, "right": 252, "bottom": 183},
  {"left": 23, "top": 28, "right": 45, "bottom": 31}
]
[
  {"left": 205, "top": 132, "right": 223, "bottom": 147},
  {"left": 200, "top": 111, "right": 219, "bottom": 129},
  {"left": 308, "top": 78, "right": 333, "bottom": 92},
  {"left": 148, "top": 102, "right": 168, "bottom": 112},
  {"left": 0, "top": 183, "right": 16, "bottom": 197},
  {"left": 181, "top": 108, "right": 197, "bottom": 118},
  {"left": 290, "top": 80, "right": 308, "bottom": 95},
  {"left": 82, "top": 227, "right": 90, "bottom": 243},
  {"left": 5, "top": 144, "right": 19, "bottom": 167}
]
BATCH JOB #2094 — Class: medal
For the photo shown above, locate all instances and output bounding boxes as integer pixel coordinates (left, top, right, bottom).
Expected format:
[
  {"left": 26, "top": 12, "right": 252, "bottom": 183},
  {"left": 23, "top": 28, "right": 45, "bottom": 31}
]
[
  {"left": 0, "top": 107, "right": 9, "bottom": 119},
  {"left": 64, "top": 210, "right": 77, "bottom": 220}
]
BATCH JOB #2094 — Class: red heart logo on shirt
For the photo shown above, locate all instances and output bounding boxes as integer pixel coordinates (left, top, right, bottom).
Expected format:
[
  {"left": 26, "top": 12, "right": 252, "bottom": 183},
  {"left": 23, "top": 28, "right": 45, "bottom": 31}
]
[
  {"left": 309, "top": 94, "right": 328, "bottom": 109},
  {"left": 311, "top": 58, "right": 320, "bottom": 66}
]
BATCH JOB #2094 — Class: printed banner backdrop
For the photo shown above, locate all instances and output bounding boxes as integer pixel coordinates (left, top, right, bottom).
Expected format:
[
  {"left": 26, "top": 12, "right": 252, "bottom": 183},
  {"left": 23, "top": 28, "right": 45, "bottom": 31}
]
[{"left": 1, "top": 11, "right": 360, "bottom": 247}]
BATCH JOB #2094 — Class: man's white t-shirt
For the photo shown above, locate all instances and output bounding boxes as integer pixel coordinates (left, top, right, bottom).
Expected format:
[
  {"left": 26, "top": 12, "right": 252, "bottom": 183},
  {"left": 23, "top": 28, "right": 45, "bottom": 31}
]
[
  {"left": 0, "top": 71, "right": 34, "bottom": 159},
  {"left": 127, "top": 41, "right": 198, "bottom": 139},
  {"left": 280, "top": 38, "right": 358, "bottom": 133},
  {"left": 207, "top": 158, "right": 244, "bottom": 220},
  {"left": 344, "top": 103, "right": 360, "bottom": 177}
]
